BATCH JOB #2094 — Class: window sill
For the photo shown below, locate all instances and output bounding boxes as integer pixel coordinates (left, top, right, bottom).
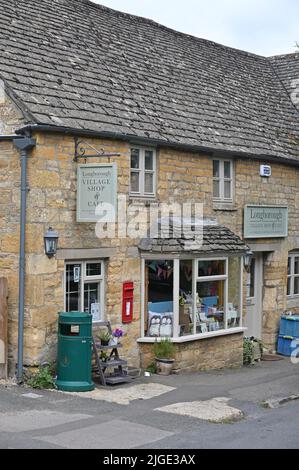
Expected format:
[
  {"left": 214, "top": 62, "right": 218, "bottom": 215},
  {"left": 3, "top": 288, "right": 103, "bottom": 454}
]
[
  {"left": 213, "top": 202, "right": 237, "bottom": 212},
  {"left": 129, "top": 196, "right": 159, "bottom": 205},
  {"left": 137, "top": 327, "right": 246, "bottom": 344},
  {"left": 287, "top": 297, "right": 299, "bottom": 308}
]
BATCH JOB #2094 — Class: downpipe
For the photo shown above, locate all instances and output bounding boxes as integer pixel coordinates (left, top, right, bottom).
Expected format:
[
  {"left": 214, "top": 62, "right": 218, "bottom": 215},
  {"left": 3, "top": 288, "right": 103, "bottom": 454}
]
[{"left": 13, "top": 137, "right": 36, "bottom": 383}]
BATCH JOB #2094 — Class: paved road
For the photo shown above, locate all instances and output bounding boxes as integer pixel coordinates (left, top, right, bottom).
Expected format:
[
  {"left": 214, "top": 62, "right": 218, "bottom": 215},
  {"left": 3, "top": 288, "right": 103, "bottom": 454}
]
[{"left": 0, "top": 359, "right": 299, "bottom": 449}]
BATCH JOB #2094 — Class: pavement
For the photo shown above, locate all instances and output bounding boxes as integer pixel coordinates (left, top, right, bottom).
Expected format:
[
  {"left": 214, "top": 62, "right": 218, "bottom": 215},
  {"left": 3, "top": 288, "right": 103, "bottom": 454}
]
[{"left": 0, "top": 358, "right": 299, "bottom": 449}]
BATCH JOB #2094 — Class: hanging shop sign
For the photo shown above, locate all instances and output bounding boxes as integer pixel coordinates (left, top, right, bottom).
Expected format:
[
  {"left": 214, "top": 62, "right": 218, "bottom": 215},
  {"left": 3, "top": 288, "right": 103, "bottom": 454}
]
[
  {"left": 77, "top": 163, "right": 117, "bottom": 222},
  {"left": 244, "top": 205, "right": 288, "bottom": 239}
]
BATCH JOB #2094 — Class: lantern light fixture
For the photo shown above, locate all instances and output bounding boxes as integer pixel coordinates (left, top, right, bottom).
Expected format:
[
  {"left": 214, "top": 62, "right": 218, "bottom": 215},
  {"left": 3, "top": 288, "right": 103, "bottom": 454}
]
[
  {"left": 244, "top": 249, "right": 253, "bottom": 273},
  {"left": 44, "top": 227, "right": 59, "bottom": 258}
]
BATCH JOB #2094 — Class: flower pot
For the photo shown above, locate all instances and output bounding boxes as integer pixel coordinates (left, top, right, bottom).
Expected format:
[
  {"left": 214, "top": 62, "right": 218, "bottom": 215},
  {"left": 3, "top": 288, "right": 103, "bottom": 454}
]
[
  {"left": 155, "top": 358, "right": 175, "bottom": 376},
  {"left": 109, "top": 337, "right": 118, "bottom": 346}
]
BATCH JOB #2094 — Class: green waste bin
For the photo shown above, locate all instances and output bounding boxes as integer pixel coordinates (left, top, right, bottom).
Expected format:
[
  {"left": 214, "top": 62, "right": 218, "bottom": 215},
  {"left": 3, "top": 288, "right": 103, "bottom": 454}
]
[{"left": 56, "top": 312, "right": 95, "bottom": 392}]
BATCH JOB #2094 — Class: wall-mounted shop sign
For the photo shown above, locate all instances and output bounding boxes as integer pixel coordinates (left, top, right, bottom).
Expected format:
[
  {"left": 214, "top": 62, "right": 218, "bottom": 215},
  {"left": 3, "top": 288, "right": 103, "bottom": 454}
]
[
  {"left": 244, "top": 205, "right": 288, "bottom": 239},
  {"left": 77, "top": 163, "right": 117, "bottom": 222}
]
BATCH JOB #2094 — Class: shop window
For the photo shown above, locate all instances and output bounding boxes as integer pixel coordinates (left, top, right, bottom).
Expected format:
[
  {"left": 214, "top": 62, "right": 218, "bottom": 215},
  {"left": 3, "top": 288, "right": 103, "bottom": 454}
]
[
  {"left": 213, "top": 159, "right": 233, "bottom": 201},
  {"left": 287, "top": 252, "right": 299, "bottom": 298},
  {"left": 196, "top": 279, "right": 226, "bottom": 332},
  {"left": 179, "top": 260, "right": 194, "bottom": 336},
  {"left": 130, "top": 147, "right": 156, "bottom": 197},
  {"left": 227, "top": 257, "right": 242, "bottom": 328},
  {"left": 144, "top": 260, "right": 174, "bottom": 337},
  {"left": 142, "top": 256, "right": 243, "bottom": 340},
  {"left": 65, "top": 260, "right": 104, "bottom": 323}
]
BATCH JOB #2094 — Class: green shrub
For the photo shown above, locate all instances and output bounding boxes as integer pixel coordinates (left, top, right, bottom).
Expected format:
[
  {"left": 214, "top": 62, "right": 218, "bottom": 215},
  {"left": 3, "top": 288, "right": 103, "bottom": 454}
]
[
  {"left": 145, "top": 362, "right": 157, "bottom": 374},
  {"left": 243, "top": 338, "right": 254, "bottom": 365},
  {"left": 243, "top": 337, "right": 265, "bottom": 365},
  {"left": 27, "top": 364, "right": 56, "bottom": 390},
  {"left": 153, "top": 338, "right": 176, "bottom": 359}
]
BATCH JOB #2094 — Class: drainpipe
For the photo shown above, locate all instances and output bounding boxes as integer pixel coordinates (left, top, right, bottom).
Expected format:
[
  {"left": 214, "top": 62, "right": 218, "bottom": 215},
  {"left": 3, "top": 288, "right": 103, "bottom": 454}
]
[{"left": 13, "top": 137, "right": 36, "bottom": 383}]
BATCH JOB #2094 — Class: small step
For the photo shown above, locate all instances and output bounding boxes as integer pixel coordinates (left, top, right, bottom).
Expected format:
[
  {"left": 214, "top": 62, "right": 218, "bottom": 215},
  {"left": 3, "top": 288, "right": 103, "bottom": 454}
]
[
  {"left": 100, "top": 359, "right": 127, "bottom": 368},
  {"left": 105, "top": 375, "right": 133, "bottom": 385},
  {"left": 127, "top": 367, "right": 141, "bottom": 378}
]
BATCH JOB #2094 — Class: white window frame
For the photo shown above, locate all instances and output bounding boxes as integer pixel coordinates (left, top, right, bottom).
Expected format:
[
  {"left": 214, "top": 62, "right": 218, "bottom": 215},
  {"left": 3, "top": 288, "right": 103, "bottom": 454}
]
[
  {"left": 130, "top": 147, "right": 156, "bottom": 197},
  {"left": 287, "top": 253, "right": 299, "bottom": 298},
  {"left": 140, "top": 256, "right": 243, "bottom": 342},
  {"left": 196, "top": 257, "right": 228, "bottom": 331},
  {"left": 213, "top": 159, "right": 234, "bottom": 202},
  {"left": 64, "top": 260, "right": 105, "bottom": 324}
]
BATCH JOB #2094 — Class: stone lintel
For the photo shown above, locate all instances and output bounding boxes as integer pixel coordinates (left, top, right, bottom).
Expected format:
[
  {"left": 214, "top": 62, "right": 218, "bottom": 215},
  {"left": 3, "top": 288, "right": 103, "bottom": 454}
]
[{"left": 56, "top": 248, "right": 116, "bottom": 260}]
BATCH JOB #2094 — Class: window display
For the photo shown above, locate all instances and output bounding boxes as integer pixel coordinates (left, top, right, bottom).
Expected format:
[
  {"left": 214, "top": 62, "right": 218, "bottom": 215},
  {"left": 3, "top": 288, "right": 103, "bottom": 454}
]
[
  {"left": 142, "top": 256, "right": 243, "bottom": 339},
  {"left": 179, "top": 260, "right": 193, "bottom": 336},
  {"left": 196, "top": 280, "right": 225, "bottom": 332},
  {"left": 227, "top": 257, "right": 241, "bottom": 328},
  {"left": 145, "top": 260, "right": 174, "bottom": 337}
]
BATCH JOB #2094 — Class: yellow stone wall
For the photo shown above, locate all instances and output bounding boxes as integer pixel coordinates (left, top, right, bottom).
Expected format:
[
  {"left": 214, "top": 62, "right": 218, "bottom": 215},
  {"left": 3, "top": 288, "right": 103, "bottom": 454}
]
[
  {"left": 139, "top": 333, "right": 244, "bottom": 373},
  {"left": 2, "top": 124, "right": 299, "bottom": 371}
]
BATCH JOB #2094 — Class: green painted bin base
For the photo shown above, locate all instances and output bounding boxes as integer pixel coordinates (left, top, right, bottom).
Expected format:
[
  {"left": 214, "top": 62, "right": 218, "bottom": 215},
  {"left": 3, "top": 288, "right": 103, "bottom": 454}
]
[{"left": 56, "top": 380, "right": 95, "bottom": 392}]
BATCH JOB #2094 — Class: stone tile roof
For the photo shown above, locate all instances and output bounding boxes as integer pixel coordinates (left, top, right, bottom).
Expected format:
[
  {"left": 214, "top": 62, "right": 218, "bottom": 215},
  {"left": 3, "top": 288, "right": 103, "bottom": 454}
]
[
  {"left": 139, "top": 224, "right": 249, "bottom": 255},
  {"left": 270, "top": 53, "right": 299, "bottom": 112},
  {"left": 0, "top": 0, "right": 298, "bottom": 161}
]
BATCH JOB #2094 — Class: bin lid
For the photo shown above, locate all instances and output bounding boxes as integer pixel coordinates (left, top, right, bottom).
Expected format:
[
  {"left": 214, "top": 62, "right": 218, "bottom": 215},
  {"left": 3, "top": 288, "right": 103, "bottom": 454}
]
[
  {"left": 282, "top": 316, "right": 299, "bottom": 322},
  {"left": 58, "top": 312, "right": 92, "bottom": 324}
]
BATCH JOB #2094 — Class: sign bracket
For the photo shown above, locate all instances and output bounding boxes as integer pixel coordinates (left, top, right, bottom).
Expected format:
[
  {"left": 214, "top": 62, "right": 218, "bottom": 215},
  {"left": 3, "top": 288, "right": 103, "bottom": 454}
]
[{"left": 74, "top": 137, "right": 121, "bottom": 162}]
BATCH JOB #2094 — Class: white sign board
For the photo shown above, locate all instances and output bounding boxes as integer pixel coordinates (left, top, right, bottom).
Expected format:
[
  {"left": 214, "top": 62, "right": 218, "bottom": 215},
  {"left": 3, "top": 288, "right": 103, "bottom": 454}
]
[{"left": 77, "top": 163, "right": 117, "bottom": 222}]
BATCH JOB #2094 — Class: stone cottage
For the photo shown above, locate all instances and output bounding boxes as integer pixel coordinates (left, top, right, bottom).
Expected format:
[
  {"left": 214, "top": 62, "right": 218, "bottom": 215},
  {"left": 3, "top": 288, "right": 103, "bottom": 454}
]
[{"left": 0, "top": 0, "right": 298, "bottom": 376}]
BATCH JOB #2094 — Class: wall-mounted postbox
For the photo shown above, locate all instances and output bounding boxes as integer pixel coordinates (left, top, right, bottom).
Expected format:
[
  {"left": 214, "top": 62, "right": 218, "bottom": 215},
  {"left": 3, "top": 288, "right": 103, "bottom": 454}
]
[{"left": 122, "top": 281, "right": 134, "bottom": 324}]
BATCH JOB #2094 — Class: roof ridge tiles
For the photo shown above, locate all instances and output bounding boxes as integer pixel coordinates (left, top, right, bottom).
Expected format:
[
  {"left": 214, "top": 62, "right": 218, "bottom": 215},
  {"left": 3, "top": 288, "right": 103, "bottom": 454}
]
[{"left": 68, "top": 0, "right": 269, "bottom": 60}]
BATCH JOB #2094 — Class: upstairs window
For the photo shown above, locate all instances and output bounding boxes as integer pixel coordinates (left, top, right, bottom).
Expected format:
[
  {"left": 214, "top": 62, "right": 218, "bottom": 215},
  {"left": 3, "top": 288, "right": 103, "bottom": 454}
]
[
  {"left": 213, "top": 159, "right": 233, "bottom": 201},
  {"left": 130, "top": 148, "right": 156, "bottom": 197}
]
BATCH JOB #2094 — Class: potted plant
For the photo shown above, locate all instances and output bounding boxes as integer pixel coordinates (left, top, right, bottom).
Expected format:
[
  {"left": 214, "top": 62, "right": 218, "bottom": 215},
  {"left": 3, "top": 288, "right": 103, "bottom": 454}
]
[
  {"left": 243, "top": 337, "right": 265, "bottom": 365},
  {"left": 100, "top": 351, "right": 109, "bottom": 363},
  {"left": 153, "top": 338, "right": 176, "bottom": 376},
  {"left": 252, "top": 337, "right": 264, "bottom": 362},
  {"left": 97, "top": 330, "right": 111, "bottom": 346},
  {"left": 110, "top": 328, "right": 124, "bottom": 345}
]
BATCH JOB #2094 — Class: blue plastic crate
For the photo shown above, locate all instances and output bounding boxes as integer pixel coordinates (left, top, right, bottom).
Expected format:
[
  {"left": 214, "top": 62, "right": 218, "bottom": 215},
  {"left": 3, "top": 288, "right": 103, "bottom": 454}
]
[
  {"left": 279, "top": 316, "right": 299, "bottom": 337},
  {"left": 277, "top": 336, "right": 299, "bottom": 357}
]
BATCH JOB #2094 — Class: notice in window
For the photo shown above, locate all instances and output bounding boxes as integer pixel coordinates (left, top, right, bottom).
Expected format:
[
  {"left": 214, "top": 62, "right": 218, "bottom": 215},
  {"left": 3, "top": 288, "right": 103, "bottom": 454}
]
[{"left": 91, "top": 303, "right": 101, "bottom": 322}]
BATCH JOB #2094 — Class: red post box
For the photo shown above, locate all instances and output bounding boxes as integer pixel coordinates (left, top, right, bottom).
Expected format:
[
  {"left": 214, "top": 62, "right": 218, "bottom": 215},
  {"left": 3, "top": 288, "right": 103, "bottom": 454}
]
[{"left": 122, "top": 281, "right": 134, "bottom": 324}]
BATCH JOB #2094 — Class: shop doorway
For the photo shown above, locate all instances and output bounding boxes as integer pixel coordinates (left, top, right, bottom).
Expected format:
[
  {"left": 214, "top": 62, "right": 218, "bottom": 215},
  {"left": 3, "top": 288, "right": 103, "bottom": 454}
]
[{"left": 245, "top": 253, "right": 263, "bottom": 339}]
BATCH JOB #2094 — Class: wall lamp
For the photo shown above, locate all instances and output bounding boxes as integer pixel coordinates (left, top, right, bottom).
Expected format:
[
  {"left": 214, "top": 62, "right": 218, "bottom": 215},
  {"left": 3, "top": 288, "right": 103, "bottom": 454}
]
[
  {"left": 244, "top": 249, "right": 253, "bottom": 273},
  {"left": 44, "top": 227, "right": 59, "bottom": 258}
]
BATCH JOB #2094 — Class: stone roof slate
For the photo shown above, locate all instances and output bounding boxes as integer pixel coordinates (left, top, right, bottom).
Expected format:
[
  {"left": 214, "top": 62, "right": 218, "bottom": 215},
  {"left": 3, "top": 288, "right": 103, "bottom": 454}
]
[
  {"left": 0, "top": 0, "right": 298, "bottom": 161},
  {"left": 139, "top": 225, "right": 249, "bottom": 255},
  {"left": 270, "top": 53, "right": 299, "bottom": 112}
]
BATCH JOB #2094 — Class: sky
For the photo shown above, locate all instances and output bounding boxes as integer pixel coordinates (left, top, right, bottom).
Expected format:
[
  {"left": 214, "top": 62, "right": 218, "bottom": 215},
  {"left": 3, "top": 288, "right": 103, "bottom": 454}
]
[{"left": 91, "top": 0, "right": 298, "bottom": 56}]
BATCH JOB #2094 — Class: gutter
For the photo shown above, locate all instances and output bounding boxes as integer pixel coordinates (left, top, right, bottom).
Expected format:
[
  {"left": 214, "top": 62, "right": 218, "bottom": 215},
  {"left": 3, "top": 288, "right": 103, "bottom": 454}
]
[
  {"left": 0, "top": 135, "right": 23, "bottom": 141},
  {"left": 16, "top": 123, "right": 299, "bottom": 168},
  {"left": 13, "top": 137, "right": 36, "bottom": 383}
]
